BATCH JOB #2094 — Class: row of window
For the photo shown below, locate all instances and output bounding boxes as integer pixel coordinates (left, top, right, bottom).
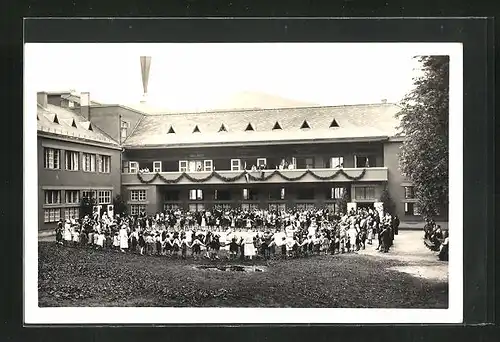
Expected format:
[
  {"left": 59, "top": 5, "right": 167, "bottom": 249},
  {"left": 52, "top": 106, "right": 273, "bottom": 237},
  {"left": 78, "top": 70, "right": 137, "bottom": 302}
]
[
  {"left": 44, "top": 189, "right": 112, "bottom": 205},
  {"left": 44, "top": 148, "right": 111, "bottom": 173},
  {"left": 131, "top": 187, "right": 349, "bottom": 202},
  {"left": 126, "top": 156, "right": 376, "bottom": 173},
  {"left": 44, "top": 207, "right": 80, "bottom": 223},
  {"left": 131, "top": 202, "right": 340, "bottom": 215}
]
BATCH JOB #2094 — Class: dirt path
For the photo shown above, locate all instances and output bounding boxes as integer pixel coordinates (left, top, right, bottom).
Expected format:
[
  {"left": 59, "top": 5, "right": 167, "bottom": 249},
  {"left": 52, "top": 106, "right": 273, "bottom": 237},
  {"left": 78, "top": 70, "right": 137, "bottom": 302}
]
[{"left": 357, "top": 231, "right": 448, "bottom": 282}]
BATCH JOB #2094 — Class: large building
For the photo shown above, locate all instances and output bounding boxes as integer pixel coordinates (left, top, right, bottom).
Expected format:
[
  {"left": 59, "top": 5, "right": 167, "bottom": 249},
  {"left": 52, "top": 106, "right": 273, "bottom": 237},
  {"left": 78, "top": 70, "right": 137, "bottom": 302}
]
[
  {"left": 37, "top": 91, "right": 446, "bottom": 231},
  {"left": 37, "top": 91, "right": 122, "bottom": 231}
]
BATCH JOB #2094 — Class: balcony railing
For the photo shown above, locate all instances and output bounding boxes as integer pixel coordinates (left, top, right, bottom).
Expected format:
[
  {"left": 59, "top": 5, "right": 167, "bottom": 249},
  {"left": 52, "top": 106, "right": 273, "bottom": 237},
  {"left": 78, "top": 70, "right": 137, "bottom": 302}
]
[{"left": 122, "top": 167, "right": 388, "bottom": 185}]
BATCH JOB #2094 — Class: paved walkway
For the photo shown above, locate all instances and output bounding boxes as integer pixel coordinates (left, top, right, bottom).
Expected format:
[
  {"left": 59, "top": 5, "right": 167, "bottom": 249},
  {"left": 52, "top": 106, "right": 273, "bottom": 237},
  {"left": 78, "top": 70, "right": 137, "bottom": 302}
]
[{"left": 358, "top": 230, "right": 448, "bottom": 282}]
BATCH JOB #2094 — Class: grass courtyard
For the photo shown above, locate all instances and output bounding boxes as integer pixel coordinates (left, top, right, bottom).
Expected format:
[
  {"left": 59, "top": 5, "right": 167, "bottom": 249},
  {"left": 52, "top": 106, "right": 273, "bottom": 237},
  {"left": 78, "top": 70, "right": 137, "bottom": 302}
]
[{"left": 38, "top": 231, "right": 448, "bottom": 308}]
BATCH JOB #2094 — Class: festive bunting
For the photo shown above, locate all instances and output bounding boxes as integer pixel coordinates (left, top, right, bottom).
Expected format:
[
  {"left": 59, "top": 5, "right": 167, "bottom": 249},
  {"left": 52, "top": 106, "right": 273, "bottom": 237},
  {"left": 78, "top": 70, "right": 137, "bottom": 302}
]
[{"left": 136, "top": 168, "right": 367, "bottom": 184}]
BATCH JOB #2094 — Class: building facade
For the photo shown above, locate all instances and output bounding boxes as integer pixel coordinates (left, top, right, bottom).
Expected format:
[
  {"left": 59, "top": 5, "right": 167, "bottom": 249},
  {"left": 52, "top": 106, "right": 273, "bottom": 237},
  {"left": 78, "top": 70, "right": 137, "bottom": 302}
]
[
  {"left": 37, "top": 92, "right": 122, "bottom": 231},
  {"left": 37, "top": 91, "right": 446, "bottom": 231}
]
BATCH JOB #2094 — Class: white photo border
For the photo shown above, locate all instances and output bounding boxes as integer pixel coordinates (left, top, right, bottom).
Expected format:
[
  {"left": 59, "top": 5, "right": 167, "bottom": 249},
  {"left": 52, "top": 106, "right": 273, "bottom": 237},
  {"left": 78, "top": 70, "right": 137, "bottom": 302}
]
[{"left": 24, "top": 42, "right": 463, "bottom": 324}]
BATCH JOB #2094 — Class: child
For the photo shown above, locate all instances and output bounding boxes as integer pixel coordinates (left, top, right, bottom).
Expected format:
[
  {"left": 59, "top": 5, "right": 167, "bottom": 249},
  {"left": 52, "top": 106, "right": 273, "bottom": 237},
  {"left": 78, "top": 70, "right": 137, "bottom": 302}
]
[
  {"left": 97, "top": 230, "right": 105, "bottom": 249},
  {"left": 172, "top": 234, "right": 181, "bottom": 258},
  {"left": 190, "top": 235, "right": 205, "bottom": 260},
  {"left": 113, "top": 232, "right": 120, "bottom": 251},
  {"left": 180, "top": 233, "right": 188, "bottom": 259},
  {"left": 138, "top": 232, "right": 146, "bottom": 255},
  {"left": 55, "top": 219, "right": 63, "bottom": 245},
  {"left": 281, "top": 237, "right": 287, "bottom": 258},
  {"left": 229, "top": 238, "right": 239, "bottom": 260},
  {"left": 72, "top": 228, "right": 80, "bottom": 247},
  {"left": 156, "top": 233, "right": 163, "bottom": 256},
  {"left": 146, "top": 232, "right": 155, "bottom": 256}
]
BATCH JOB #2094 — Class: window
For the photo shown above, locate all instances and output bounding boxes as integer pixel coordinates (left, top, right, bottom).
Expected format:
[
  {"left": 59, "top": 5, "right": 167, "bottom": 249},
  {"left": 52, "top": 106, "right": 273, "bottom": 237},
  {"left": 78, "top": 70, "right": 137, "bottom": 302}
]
[
  {"left": 330, "top": 157, "right": 344, "bottom": 168},
  {"left": 44, "top": 148, "right": 60, "bottom": 169},
  {"left": 179, "top": 160, "right": 188, "bottom": 172},
  {"left": 296, "top": 203, "right": 315, "bottom": 211},
  {"left": 231, "top": 159, "right": 241, "bottom": 171},
  {"left": 268, "top": 203, "right": 286, "bottom": 211},
  {"left": 214, "top": 190, "right": 231, "bottom": 201},
  {"left": 82, "top": 153, "right": 96, "bottom": 172},
  {"left": 330, "top": 187, "right": 344, "bottom": 200},
  {"left": 269, "top": 188, "right": 285, "bottom": 200},
  {"left": 242, "top": 188, "right": 258, "bottom": 201},
  {"left": 65, "top": 190, "right": 80, "bottom": 204},
  {"left": 129, "top": 161, "right": 139, "bottom": 174},
  {"left": 189, "top": 189, "right": 203, "bottom": 201},
  {"left": 130, "top": 204, "right": 146, "bottom": 216},
  {"left": 189, "top": 203, "right": 205, "bottom": 212},
  {"left": 164, "top": 203, "right": 180, "bottom": 210},
  {"left": 355, "top": 155, "right": 376, "bottom": 168},
  {"left": 404, "top": 202, "right": 421, "bottom": 216},
  {"left": 98, "top": 190, "right": 111, "bottom": 204},
  {"left": 64, "top": 207, "right": 79, "bottom": 220},
  {"left": 164, "top": 190, "right": 179, "bottom": 201},
  {"left": 354, "top": 186, "right": 376, "bottom": 200},
  {"left": 300, "top": 120, "right": 311, "bottom": 129},
  {"left": 153, "top": 161, "right": 162, "bottom": 173},
  {"left": 65, "top": 151, "right": 79, "bottom": 171},
  {"left": 204, "top": 160, "right": 213, "bottom": 172},
  {"left": 404, "top": 186, "right": 415, "bottom": 199},
  {"left": 213, "top": 203, "right": 232, "bottom": 210},
  {"left": 131, "top": 190, "right": 147, "bottom": 202},
  {"left": 241, "top": 203, "right": 259, "bottom": 211},
  {"left": 257, "top": 158, "right": 267, "bottom": 168},
  {"left": 68, "top": 101, "right": 75, "bottom": 108},
  {"left": 325, "top": 203, "right": 338, "bottom": 213},
  {"left": 98, "top": 155, "right": 111, "bottom": 173},
  {"left": 45, "top": 190, "right": 61, "bottom": 204},
  {"left": 121, "top": 121, "right": 129, "bottom": 139},
  {"left": 82, "top": 190, "right": 97, "bottom": 200},
  {"left": 44, "top": 208, "right": 61, "bottom": 223},
  {"left": 297, "top": 188, "right": 315, "bottom": 200}
]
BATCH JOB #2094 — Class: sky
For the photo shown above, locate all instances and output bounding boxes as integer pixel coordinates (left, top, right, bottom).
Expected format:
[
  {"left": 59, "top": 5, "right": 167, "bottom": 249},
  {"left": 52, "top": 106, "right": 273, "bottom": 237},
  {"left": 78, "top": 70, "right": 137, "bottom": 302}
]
[{"left": 25, "top": 43, "right": 455, "bottom": 112}]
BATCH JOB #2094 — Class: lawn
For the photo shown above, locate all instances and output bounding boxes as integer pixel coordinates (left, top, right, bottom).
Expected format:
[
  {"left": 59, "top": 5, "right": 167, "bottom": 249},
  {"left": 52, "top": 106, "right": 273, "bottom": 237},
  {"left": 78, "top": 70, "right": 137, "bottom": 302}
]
[{"left": 38, "top": 242, "right": 448, "bottom": 308}]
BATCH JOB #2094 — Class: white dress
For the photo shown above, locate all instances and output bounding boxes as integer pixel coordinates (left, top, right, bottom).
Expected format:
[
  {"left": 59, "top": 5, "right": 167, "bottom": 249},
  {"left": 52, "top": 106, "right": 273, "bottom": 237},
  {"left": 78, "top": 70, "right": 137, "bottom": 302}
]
[
  {"left": 201, "top": 216, "right": 206, "bottom": 228},
  {"left": 63, "top": 223, "right": 72, "bottom": 241},
  {"left": 244, "top": 236, "right": 256, "bottom": 257},
  {"left": 119, "top": 228, "right": 129, "bottom": 249}
]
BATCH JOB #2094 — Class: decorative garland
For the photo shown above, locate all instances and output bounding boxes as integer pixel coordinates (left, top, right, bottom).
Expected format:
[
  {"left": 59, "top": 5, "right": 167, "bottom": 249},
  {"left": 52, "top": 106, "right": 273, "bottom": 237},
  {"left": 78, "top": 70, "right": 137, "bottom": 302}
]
[{"left": 136, "top": 168, "right": 366, "bottom": 184}]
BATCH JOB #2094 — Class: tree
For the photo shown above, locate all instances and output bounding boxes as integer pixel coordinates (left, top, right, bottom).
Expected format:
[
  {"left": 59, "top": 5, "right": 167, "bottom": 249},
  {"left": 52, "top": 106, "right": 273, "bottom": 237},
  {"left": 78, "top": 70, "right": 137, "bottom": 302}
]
[
  {"left": 397, "top": 56, "right": 449, "bottom": 219},
  {"left": 80, "top": 194, "right": 97, "bottom": 218},
  {"left": 380, "top": 187, "right": 396, "bottom": 216},
  {"left": 113, "top": 194, "right": 128, "bottom": 216}
]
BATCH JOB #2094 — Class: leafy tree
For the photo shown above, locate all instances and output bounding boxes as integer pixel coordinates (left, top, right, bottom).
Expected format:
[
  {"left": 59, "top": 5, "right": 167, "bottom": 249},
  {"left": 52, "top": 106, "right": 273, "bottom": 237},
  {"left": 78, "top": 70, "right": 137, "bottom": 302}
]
[
  {"left": 80, "top": 194, "right": 96, "bottom": 218},
  {"left": 397, "top": 56, "right": 449, "bottom": 219},
  {"left": 113, "top": 194, "right": 128, "bottom": 216},
  {"left": 380, "top": 187, "right": 396, "bottom": 216}
]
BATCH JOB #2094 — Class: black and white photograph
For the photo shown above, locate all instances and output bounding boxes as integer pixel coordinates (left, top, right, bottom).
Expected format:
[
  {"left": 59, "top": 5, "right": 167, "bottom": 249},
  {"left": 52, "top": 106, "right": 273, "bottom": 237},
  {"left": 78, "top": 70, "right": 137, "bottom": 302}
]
[{"left": 24, "top": 41, "right": 463, "bottom": 324}]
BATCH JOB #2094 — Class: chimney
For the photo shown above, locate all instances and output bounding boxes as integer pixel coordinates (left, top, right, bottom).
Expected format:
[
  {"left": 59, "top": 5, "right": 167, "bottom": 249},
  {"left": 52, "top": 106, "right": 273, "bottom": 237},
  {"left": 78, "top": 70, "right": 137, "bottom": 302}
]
[
  {"left": 381, "top": 99, "right": 387, "bottom": 104},
  {"left": 80, "top": 92, "right": 90, "bottom": 120},
  {"left": 37, "top": 92, "right": 48, "bottom": 108}
]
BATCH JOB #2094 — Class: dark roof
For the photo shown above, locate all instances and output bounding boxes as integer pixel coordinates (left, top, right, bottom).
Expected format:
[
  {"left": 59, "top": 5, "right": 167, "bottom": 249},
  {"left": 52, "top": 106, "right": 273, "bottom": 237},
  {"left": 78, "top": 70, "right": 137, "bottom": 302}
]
[
  {"left": 37, "top": 103, "right": 118, "bottom": 146},
  {"left": 123, "top": 103, "right": 401, "bottom": 148}
]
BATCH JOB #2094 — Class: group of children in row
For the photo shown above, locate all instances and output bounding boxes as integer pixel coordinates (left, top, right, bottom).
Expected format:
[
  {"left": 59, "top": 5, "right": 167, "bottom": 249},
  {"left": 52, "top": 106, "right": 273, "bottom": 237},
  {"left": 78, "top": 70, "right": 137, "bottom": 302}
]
[{"left": 55, "top": 206, "right": 399, "bottom": 260}]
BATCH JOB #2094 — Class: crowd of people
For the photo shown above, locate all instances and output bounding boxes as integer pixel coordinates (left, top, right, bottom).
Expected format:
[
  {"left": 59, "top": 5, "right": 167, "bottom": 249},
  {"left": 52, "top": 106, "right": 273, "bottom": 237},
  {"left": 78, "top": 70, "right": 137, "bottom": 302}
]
[
  {"left": 55, "top": 206, "right": 400, "bottom": 261},
  {"left": 423, "top": 218, "right": 449, "bottom": 261}
]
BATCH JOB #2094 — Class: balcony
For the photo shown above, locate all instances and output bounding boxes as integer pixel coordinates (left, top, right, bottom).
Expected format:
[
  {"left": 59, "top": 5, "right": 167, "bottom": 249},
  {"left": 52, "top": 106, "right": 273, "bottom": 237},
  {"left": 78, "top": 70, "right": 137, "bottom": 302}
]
[{"left": 121, "top": 167, "right": 388, "bottom": 185}]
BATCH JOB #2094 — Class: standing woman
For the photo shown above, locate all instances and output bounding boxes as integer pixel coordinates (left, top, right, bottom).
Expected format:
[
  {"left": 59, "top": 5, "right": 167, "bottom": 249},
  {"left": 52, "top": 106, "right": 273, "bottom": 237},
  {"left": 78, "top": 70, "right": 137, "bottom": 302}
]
[{"left": 119, "top": 224, "right": 129, "bottom": 253}]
